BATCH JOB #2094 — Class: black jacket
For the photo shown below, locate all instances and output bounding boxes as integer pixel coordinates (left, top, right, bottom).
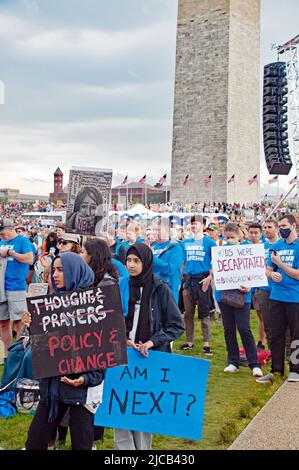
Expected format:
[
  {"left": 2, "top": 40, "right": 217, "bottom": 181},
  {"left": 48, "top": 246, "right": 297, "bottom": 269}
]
[{"left": 120, "top": 274, "right": 185, "bottom": 352}]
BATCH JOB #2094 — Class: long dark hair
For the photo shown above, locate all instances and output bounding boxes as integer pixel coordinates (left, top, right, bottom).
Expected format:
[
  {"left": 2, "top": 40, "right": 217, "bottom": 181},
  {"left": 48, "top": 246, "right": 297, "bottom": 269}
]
[
  {"left": 45, "top": 232, "right": 58, "bottom": 254},
  {"left": 84, "top": 238, "right": 118, "bottom": 286}
]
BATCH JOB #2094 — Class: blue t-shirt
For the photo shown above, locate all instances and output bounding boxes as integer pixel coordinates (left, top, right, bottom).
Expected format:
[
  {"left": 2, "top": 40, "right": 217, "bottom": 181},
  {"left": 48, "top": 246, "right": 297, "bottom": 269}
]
[
  {"left": 267, "top": 238, "right": 299, "bottom": 303},
  {"left": 183, "top": 237, "right": 217, "bottom": 275},
  {"left": 152, "top": 241, "right": 170, "bottom": 257},
  {"left": 259, "top": 240, "right": 276, "bottom": 292},
  {"left": 0, "top": 236, "right": 33, "bottom": 291}
]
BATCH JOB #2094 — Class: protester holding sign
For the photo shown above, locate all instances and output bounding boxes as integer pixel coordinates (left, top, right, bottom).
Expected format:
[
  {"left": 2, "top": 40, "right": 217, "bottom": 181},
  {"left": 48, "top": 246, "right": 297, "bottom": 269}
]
[
  {"left": 23, "top": 253, "right": 105, "bottom": 450},
  {"left": 115, "top": 243, "right": 184, "bottom": 450},
  {"left": 215, "top": 223, "right": 263, "bottom": 377},
  {"left": 180, "top": 215, "right": 216, "bottom": 354},
  {"left": 257, "top": 214, "right": 299, "bottom": 384}
]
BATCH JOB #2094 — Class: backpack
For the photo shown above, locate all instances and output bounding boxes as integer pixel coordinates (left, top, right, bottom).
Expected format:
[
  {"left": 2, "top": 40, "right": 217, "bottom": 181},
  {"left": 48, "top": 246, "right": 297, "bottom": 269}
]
[
  {"left": 239, "top": 348, "right": 271, "bottom": 366},
  {"left": 15, "top": 379, "right": 40, "bottom": 415},
  {"left": 0, "top": 391, "right": 17, "bottom": 419}
]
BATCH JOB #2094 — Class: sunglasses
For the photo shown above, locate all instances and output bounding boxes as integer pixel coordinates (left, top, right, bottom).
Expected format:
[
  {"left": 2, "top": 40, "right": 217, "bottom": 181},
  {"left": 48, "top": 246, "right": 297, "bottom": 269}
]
[{"left": 58, "top": 240, "right": 73, "bottom": 246}]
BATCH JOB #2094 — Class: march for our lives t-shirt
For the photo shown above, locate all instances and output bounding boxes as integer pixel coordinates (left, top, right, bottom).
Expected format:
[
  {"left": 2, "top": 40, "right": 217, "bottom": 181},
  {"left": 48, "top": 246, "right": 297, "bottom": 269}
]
[
  {"left": 267, "top": 238, "right": 299, "bottom": 303},
  {"left": 152, "top": 241, "right": 170, "bottom": 257},
  {"left": 183, "top": 237, "right": 217, "bottom": 275},
  {"left": 0, "top": 236, "right": 33, "bottom": 291}
]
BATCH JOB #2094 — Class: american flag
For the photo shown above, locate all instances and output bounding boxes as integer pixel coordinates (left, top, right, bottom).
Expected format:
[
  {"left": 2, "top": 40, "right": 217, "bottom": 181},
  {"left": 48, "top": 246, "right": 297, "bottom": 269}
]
[
  {"left": 228, "top": 174, "right": 235, "bottom": 184},
  {"left": 138, "top": 174, "right": 146, "bottom": 184},
  {"left": 203, "top": 175, "right": 212, "bottom": 185},
  {"left": 289, "top": 176, "right": 298, "bottom": 185},
  {"left": 248, "top": 174, "right": 258, "bottom": 185},
  {"left": 121, "top": 175, "right": 128, "bottom": 185},
  {"left": 183, "top": 175, "right": 189, "bottom": 186},
  {"left": 155, "top": 173, "right": 167, "bottom": 187},
  {"left": 268, "top": 175, "right": 278, "bottom": 184}
]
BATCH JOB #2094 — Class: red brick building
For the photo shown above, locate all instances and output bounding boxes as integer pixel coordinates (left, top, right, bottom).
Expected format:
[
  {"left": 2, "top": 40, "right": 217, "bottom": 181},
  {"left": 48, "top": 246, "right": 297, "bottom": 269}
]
[{"left": 49, "top": 167, "right": 68, "bottom": 203}]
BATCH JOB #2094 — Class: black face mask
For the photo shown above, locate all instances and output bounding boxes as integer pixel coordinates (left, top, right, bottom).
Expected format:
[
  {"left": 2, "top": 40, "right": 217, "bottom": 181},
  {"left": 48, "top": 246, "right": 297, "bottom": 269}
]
[{"left": 279, "top": 228, "right": 292, "bottom": 239}]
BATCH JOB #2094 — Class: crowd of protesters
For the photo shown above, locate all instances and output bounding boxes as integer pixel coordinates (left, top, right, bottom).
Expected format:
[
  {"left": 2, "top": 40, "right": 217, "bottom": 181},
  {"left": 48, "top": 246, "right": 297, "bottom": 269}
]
[{"left": 0, "top": 201, "right": 298, "bottom": 450}]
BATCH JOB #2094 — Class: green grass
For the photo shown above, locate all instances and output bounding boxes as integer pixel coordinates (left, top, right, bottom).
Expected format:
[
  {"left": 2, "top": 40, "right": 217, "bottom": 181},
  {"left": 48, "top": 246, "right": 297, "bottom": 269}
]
[{"left": 0, "top": 312, "right": 284, "bottom": 450}]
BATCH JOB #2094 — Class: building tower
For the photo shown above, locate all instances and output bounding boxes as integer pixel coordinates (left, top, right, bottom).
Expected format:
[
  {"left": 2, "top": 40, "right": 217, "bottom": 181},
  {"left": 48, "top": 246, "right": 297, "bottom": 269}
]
[
  {"left": 54, "top": 167, "right": 63, "bottom": 195},
  {"left": 171, "top": 0, "right": 260, "bottom": 204},
  {"left": 49, "top": 167, "right": 68, "bottom": 203}
]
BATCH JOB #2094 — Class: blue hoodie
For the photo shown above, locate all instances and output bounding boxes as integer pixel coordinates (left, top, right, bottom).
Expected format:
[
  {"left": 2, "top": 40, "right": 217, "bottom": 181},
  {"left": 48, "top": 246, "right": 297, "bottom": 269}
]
[{"left": 152, "top": 241, "right": 184, "bottom": 304}]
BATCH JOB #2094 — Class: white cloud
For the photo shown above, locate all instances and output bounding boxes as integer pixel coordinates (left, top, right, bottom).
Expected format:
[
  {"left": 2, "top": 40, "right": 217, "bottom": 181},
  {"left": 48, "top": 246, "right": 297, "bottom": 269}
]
[
  {"left": 0, "top": 117, "right": 172, "bottom": 194},
  {"left": 62, "top": 80, "right": 170, "bottom": 99},
  {"left": 6, "top": 18, "right": 175, "bottom": 61}
]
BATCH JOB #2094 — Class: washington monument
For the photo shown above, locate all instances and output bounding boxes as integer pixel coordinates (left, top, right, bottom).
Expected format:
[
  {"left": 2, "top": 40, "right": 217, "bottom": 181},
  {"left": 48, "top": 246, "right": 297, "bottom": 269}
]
[{"left": 171, "top": 0, "right": 261, "bottom": 204}]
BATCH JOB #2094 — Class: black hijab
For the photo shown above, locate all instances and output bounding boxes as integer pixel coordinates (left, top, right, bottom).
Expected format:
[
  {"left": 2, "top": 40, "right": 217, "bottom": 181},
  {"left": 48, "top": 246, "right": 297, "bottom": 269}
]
[{"left": 126, "top": 243, "right": 154, "bottom": 344}]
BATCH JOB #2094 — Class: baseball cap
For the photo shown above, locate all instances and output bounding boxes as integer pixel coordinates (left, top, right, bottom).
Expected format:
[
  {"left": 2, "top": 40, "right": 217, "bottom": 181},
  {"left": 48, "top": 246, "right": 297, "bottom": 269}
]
[
  {"left": 0, "top": 218, "right": 15, "bottom": 232},
  {"left": 61, "top": 233, "right": 81, "bottom": 244},
  {"left": 207, "top": 223, "right": 219, "bottom": 231}
]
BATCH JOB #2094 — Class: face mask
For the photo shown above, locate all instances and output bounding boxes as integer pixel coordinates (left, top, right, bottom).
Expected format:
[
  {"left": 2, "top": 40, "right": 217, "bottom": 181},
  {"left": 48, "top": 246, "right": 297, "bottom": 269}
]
[{"left": 279, "top": 228, "right": 292, "bottom": 239}]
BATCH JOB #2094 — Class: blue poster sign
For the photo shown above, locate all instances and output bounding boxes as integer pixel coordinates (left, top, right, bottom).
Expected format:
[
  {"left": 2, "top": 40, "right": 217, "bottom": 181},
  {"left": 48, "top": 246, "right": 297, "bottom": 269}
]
[{"left": 95, "top": 348, "right": 210, "bottom": 440}]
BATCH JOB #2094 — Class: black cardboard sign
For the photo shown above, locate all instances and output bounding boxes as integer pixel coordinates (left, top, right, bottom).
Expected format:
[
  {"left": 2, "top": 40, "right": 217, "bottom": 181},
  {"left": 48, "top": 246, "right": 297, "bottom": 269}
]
[{"left": 28, "top": 285, "right": 128, "bottom": 379}]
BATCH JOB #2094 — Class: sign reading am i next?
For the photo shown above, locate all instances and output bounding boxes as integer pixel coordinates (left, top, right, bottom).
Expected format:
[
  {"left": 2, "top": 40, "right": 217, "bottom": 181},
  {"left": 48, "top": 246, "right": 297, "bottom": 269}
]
[
  {"left": 27, "top": 285, "right": 128, "bottom": 379},
  {"left": 95, "top": 348, "right": 210, "bottom": 441}
]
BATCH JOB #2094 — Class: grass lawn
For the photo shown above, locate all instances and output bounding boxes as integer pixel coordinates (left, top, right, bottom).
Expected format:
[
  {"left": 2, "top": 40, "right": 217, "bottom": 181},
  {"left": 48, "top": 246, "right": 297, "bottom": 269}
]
[{"left": 0, "top": 312, "right": 284, "bottom": 450}]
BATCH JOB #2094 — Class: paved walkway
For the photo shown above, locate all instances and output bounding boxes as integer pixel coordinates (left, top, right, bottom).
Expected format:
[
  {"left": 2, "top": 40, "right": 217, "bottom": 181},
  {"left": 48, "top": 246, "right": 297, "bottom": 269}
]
[{"left": 229, "top": 381, "right": 299, "bottom": 450}]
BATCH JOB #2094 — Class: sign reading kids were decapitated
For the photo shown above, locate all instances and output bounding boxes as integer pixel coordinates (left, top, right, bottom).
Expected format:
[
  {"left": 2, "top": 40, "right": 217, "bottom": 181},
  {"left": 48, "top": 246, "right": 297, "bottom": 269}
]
[
  {"left": 27, "top": 285, "right": 128, "bottom": 379},
  {"left": 212, "top": 243, "right": 268, "bottom": 291},
  {"left": 95, "top": 348, "right": 210, "bottom": 441}
]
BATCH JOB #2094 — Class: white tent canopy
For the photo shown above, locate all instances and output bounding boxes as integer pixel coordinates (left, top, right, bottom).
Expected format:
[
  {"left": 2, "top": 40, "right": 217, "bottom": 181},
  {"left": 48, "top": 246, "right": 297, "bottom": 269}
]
[{"left": 109, "top": 204, "right": 229, "bottom": 225}]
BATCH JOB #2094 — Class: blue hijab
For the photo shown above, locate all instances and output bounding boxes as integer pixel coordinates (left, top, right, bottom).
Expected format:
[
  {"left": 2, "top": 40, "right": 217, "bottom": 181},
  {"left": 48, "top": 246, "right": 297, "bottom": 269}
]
[
  {"left": 48, "top": 252, "right": 94, "bottom": 422},
  {"left": 51, "top": 252, "right": 95, "bottom": 292}
]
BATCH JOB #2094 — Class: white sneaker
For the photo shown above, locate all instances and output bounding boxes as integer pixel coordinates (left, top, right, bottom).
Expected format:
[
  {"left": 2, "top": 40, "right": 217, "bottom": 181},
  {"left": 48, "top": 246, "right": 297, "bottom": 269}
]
[
  {"left": 224, "top": 364, "right": 239, "bottom": 373},
  {"left": 252, "top": 367, "right": 263, "bottom": 377}
]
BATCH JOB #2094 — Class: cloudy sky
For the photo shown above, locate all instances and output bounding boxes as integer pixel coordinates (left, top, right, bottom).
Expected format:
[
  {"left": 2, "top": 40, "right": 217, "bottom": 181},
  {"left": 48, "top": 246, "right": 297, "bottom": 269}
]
[{"left": 0, "top": 0, "right": 298, "bottom": 196}]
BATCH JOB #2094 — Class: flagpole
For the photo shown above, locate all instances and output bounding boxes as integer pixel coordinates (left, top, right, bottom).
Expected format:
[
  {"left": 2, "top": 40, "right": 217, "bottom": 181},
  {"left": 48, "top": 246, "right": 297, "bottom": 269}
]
[
  {"left": 264, "top": 184, "right": 297, "bottom": 223},
  {"left": 145, "top": 180, "right": 147, "bottom": 207},
  {"left": 234, "top": 180, "right": 236, "bottom": 203},
  {"left": 126, "top": 184, "right": 128, "bottom": 210},
  {"left": 277, "top": 176, "right": 279, "bottom": 200}
]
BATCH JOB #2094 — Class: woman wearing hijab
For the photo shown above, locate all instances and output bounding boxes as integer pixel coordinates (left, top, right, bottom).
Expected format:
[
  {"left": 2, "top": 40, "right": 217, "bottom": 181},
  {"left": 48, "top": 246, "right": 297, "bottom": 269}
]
[
  {"left": 115, "top": 243, "right": 184, "bottom": 450},
  {"left": 22, "top": 252, "right": 105, "bottom": 450}
]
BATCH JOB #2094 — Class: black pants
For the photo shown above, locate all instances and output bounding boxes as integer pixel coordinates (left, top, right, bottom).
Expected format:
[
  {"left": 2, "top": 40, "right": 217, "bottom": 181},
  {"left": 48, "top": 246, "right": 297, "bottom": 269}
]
[
  {"left": 219, "top": 302, "right": 259, "bottom": 369},
  {"left": 25, "top": 402, "right": 94, "bottom": 450},
  {"left": 270, "top": 300, "right": 299, "bottom": 375}
]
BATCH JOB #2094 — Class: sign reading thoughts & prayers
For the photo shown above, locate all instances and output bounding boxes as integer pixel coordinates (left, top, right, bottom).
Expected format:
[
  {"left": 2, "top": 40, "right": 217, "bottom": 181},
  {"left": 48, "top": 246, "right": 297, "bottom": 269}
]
[{"left": 28, "top": 285, "right": 127, "bottom": 379}]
